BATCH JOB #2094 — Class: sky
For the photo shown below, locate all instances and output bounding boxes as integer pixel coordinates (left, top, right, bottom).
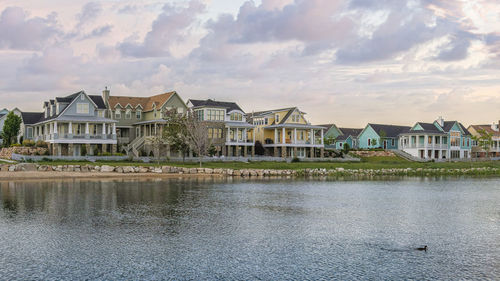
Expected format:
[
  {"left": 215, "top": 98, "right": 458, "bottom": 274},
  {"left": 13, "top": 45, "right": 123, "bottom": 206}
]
[{"left": 0, "top": 0, "right": 499, "bottom": 127}]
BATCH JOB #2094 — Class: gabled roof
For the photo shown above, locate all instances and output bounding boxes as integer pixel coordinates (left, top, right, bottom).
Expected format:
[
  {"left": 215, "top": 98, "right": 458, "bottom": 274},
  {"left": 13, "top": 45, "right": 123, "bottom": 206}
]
[
  {"left": 109, "top": 91, "right": 176, "bottom": 112},
  {"left": 317, "top": 124, "right": 334, "bottom": 131},
  {"left": 188, "top": 99, "right": 244, "bottom": 113},
  {"left": 20, "top": 112, "right": 44, "bottom": 125},
  {"left": 442, "top": 121, "right": 471, "bottom": 135},
  {"left": 279, "top": 107, "right": 297, "bottom": 124},
  {"left": 468, "top": 124, "right": 500, "bottom": 137},
  {"left": 338, "top": 128, "right": 363, "bottom": 138},
  {"left": 408, "top": 122, "right": 443, "bottom": 134},
  {"left": 249, "top": 107, "right": 298, "bottom": 118},
  {"left": 368, "top": 124, "right": 411, "bottom": 138}
]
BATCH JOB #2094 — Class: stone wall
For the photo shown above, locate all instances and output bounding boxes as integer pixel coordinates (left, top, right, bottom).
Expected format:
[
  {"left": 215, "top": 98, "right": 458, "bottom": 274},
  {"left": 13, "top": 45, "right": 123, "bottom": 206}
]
[
  {"left": 0, "top": 147, "right": 49, "bottom": 159},
  {"left": 351, "top": 150, "right": 395, "bottom": 157}
]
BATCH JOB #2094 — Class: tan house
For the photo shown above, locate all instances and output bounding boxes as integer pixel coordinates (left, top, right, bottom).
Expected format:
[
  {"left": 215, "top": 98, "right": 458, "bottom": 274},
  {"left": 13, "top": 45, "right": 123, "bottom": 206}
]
[
  {"left": 468, "top": 121, "right": 500, "bottom": 157},
  {"left": 248, "top": 107, "right": 325, "bottom": 158},
  {"left": 103, "top": 88, "right": 188, "bottom": 157}
]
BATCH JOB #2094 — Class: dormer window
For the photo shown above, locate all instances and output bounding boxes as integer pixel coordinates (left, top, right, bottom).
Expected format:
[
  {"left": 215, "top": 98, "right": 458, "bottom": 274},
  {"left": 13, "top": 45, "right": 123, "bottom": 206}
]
[
  {"left": 275, "top": 114, "right": 280, "bottom": 123},
  {"left": 136, "top": 109, "right": 142, "bottom": 119},
  {"left": 115, "top": 109, "right": 121, "bottom": 119},
  {"left": 230, "top": 112, "right": 243, "bottom": 121},
  {"left": 125, "top": 109, "right": 132, "bottom": 119}
]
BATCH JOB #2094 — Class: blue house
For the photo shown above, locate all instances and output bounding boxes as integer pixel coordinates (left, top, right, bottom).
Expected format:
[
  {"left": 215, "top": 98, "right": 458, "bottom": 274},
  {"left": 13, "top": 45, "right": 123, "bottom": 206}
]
[
  {"left": 358, "top": 124, "right": 410, "bottom": 149},
  {"left": 334, "top": 128, "right": 363, "bottom": 150},
  {"left": 399, "top": 117, "right": 472, "bottom": 159}
]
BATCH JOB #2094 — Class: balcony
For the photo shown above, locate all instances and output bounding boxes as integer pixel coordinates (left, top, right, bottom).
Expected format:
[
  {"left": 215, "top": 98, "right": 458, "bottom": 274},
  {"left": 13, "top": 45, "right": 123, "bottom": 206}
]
[
  {"left": 402, "top": 143, "right": 448, "bottom": 149},
  {"left": 33, "top": 133, "right": 116, "bottom": 143}
]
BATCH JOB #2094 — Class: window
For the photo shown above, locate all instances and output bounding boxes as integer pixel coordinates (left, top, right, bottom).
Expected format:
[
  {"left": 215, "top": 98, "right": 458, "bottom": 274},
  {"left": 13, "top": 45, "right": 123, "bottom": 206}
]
[
  {"left": 368, "top": 139, "right": 371, "bottom": 146},
  {"left": 230, "top": 112, "right": 243, "bottom": 121},
  {"left": 291, "top": 114, "right": 300, "bottom": 122},
  {"left": 208, "top": 128, "right": 222, "bottom": 139},
  {"left": 428, "top": 136, "right": 432, "bottom": 144},
  {"left": 98, "top": 110, "right": 104, "bottom": 117},
  {"left": 265, "top": 118, "right": 268, "bottom": 125},
  {"left": 275, "top": 114, "right": 280, "bottom": 123},
  {"left": 450, "top": 131, "right": 460, "bottom": 147},
  {"left": 392, "top": 139, "right": 395, "bottom": 146},
  {"left": 27, "top": 127, "right": 33, "bottom": 139},
  {"left": 177, "top": 108, "right": 184, "bottom": 114},
  {"left": 77, "top": 103, "right": 89, "bottom": 114},
  {"left": 195, "top": 110, "right": 204, "bottom": 121},
  {"left": 125, "top": 109, "right": 132, "bottom": 119},
  {"left": 115, "top": 110, "right": 121, "bottom": 119},
  {"left": 136, "top": 110, "right": 142, "bottom": 119},
  {"left": 467, "top": 138, "right": 470, "bottom": 147}
]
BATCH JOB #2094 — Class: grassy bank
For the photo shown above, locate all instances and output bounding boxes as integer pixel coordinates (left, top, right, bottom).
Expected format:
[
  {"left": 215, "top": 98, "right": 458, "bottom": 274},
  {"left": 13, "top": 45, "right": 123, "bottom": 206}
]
[{"left": 31, "top": 156, "right": 500, "bottom": 171}]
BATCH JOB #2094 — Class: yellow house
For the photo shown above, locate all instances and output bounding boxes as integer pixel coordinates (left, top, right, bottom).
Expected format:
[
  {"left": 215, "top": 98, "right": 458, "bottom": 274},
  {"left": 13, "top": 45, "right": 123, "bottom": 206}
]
[{"left": 248, "top": 107, "right": 325, "bottom": 158}]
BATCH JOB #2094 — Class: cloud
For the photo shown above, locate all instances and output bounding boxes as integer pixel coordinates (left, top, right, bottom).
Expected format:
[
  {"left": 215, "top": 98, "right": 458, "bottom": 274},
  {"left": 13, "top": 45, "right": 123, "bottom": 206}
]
[
  {"left": 82, "top": 24, "right": 113, "bottom": 39},
  {"left": 118, "top": 0, "right": 205, "bottom": 58},
  {"left": 76, "top": 2, "right": 102, "bottom": 29},
  {"left": 0, "top": 7, "right": 62, "bottom": 50}
]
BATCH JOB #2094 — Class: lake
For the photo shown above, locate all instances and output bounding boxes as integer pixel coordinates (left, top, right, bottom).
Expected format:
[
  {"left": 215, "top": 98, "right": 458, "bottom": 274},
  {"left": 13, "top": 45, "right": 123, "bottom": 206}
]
[{"left": 0, "top": 177, "right": 498, "bottom": 280}]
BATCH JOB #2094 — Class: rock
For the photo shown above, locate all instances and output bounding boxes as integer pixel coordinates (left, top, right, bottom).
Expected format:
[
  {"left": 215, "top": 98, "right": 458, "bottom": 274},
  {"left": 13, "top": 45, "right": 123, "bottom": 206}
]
[
  {"left": 123, "top": 166, "right": 135, "bottom": 173},
  {"left": 0, "top": 165, "right": 9, "bottom": 171},
  {"left": 153, "top": 168, "right": 162, "bottom": 173},
  {"left": 204, "top": 168, "right": 213, "bottom": 174},
  {"left": 100, "top": 165, "right": 115, "bottom": 172},
  {"left": 161, "top": 166, "right": 171, "bottom": 173},
  {"left": 8, "top": 165, "right": 16, "bottom": 172},
  {"left": 115, "top": 167, "right": 124, "bottom": 173},
  {"left": 138, "top": 167, "right": 149, "bottom": 173}
]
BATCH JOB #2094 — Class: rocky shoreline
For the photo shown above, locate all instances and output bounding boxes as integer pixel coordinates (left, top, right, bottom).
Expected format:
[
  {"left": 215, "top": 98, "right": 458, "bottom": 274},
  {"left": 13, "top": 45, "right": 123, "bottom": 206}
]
[{"left": 1, "top": 163, "right": 500, "bottom": 178}]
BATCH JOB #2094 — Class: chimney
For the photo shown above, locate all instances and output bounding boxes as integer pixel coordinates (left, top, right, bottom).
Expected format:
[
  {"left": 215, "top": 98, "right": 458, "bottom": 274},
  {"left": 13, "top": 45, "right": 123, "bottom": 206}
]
[
  {"left": 437, "top": 116, "right": 444, "bottom": 127},
  {"left": 102, "top": 86, "right": 110, "bottom": 104}
]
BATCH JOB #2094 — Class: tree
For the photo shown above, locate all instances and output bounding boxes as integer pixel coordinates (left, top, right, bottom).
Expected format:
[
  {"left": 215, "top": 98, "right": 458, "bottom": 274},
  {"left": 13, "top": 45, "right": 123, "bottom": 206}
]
[
  {"left": 472, "top": 128, "right": 493, "bottom": 158},
  {"left": 163, "top": 109, "right": 212, "bottom": 167},
  {"left": 343, "top": 142, "right": 351, "bottom": 154},
  {"left": 378, "top": 130, "right": 387, "bottom": 148},
  {"left": 163, "top": 110, "right": 190, "bottom": 162},
  {"left": 1, "top": 112, "right": 22, "bottom": 147},
  {"left": 371, "top": 138, "right": 377, "bottom": 147},
  {"left": 254, "top": 140, "right": 265, "bottom": 155}
]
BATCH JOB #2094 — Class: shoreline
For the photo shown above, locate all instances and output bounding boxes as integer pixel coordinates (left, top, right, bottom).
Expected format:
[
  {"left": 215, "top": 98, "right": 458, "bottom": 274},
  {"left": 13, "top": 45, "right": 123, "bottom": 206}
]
[{"left": 2, "top": 162, "right": 500, "bottom": 180}]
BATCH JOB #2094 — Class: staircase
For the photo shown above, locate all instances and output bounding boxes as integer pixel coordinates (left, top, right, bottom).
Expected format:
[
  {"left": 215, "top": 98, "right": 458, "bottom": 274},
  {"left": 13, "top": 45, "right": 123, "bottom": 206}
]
[
  {"left": 392, "top": 149, "right": 429, "bottom": 162},
  {"left": 127, "top": 136, "right": 145, "bottom": 158}
]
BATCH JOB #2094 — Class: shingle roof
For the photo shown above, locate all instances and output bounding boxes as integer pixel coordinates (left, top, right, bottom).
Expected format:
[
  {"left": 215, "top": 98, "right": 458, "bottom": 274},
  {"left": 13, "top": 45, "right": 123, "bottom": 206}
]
[
  {"left": 442, "top": 121, "right": 471, "bottom": 135},
  {"left": 279, "top": 108, "right": 296, "bottom": 124},
  {"left": 368, "top": 124, "right": 411, "bottom": 138},
  {"left": 109, "top": 92, "right": 176, "bottom": 112},
  {"left": 339, "top": 128, "right": 363, "bottom": 137},
  {"left": 469, "top": 124, "right": 500, "bottom": 137},
  {"left": 249, "top": 107, "right": 296, "bottom": 117},
  {"left": 0, "top": 113, "right": 5, "bottom": 119},
  {"left": 189, "top": 99, "right": 244, "bottom": 113},
  {"left": 89, "top": 95, "right": 106, "bottom": 109},
  {"left": 21, "top": 112, "right": 44, "bottom": 125}
]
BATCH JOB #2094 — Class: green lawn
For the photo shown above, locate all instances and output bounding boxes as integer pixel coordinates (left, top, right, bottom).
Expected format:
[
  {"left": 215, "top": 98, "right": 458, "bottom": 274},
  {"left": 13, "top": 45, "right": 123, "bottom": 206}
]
[{"left": 32, "top": 156, "right": 500, "bottom": 170}]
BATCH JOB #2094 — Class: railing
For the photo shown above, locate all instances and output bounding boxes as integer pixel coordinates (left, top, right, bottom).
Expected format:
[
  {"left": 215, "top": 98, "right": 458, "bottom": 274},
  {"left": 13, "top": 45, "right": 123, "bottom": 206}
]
[
  {"left": 402, "top": 143, "right": 448, "bottom": 149},
  {"left": 127, "top": 136, "right": 145, "bottom": 157}
]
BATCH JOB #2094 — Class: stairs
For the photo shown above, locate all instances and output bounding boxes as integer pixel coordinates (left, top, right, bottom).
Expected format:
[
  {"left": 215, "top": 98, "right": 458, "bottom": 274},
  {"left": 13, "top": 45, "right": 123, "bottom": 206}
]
[
  {"left": 392, "top": 149, "right": 429, "bottom": 162},
  {"left": 127, "top": 136, "right": 145, "bottom": 157}
]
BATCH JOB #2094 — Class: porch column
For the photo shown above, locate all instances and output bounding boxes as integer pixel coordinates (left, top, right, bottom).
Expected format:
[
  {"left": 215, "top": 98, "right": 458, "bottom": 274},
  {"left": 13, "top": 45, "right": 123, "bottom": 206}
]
[
  {"left": 227, "top": 127, "right": 230, "bottom": 143},
  {"left": 102, "top": 123, "right": 107, "bottom": 139},
  {"left": 53, "top": 122, "right": 58, "bottom": 140},
  {"left": 282, "top": 127, "right": 285, "bottom": 144},
  {"left": 321, "top": 129, "right": 324, "bottom": 145},
  {"left": 274, "top": 128, "right": 278, "bottom": 144},
  {"left": 112, "top": 123, "right": 117, "bottom": 140},
  {"left": 294, "top": 128, "right": 297, "bottom": 144},
  {"left": 236, "top": 128, "right": 239, "bottom": 143},
  {"left": 244, "top": 128, "right": 247, "bottom": 143},
  {"left": 85, "top": 122, "right": 89, "bottom": 139},
  {"left": 154, "top": 123, "right": 157, "bottom": 135},
  {"left": 252, "top": 129, "right": 255, "bottom": 143},
  {"left": 310, "top": 129, "right": 314, "bottom": 145},
  {"left": 68, "top": 122, "right": 73, "bottom": 138}
]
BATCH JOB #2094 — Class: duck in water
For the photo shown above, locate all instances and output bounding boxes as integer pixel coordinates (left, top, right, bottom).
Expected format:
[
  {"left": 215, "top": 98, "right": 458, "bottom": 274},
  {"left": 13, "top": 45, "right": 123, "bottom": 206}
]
[{"left": 416, "top": 245, "right": 427, "bottom": 251}]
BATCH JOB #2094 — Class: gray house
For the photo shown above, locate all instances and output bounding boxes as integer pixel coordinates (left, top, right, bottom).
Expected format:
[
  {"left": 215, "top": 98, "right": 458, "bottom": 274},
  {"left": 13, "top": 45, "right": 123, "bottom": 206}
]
[{"left": 21, "top": 91, "right": 117, "bottom": 156}]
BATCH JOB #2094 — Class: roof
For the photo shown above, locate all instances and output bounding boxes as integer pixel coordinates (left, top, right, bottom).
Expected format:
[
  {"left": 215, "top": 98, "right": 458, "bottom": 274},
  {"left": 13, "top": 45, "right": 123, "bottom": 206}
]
[
  {"left": 249, "top": 107, "right": 298, "bottom": 118},
  {"left": 188, "top": 99, "right": 244, "bottom": 113},
  {"left": 405, "top": 122, "right": 444, "bottom": 134},
  {"left": 20, "top": 112, "right": 44, "bottom": 125},
  {"left": 339, "top": 127, "right": 363, "bottom": 137},
  {"left": 317, "top": 124, "right": 334, "bottom": 131},
  {"left": 442, "top": 121, "right": 471, "bottom": 135},
  {"left": 368, "top": 124, "right": 411, "bottom": 138},
  {"left": 109, "top": 92, "right": 176, "bottom": 112},
  {"left": 469, "top": 124, "right": 500, "bottom": 137},
  {"left": 0, "top": 113, "right": 5, "bottom": 119}
]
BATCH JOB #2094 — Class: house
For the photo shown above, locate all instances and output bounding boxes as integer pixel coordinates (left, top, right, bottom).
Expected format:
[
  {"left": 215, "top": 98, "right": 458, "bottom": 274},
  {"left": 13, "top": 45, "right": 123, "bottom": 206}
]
[
  {"left": 187, "top": 99, "right": 255, "bottom": 157},
  {"left": 467, "top": 121, "right": 500, "bottom": 158},
  {"left": 248, "top": 107, "right": 325, "bottom": 158},
  {"left": 103, "top": 88, "right": 188, "bottom": 157},
  {"left": 358, "top": 123, "right": 411, "bottom": 149},
  {"left": 334, "top": 128, "right": 363, "bottom": 150},
  {"left": 0, "top": 108, "right": 10, "bottom": 144},
  {"left": 399, "top": 117, "right": 472, "bottom": 159},
  {"left": 20, "top": 91, "right": 117, "bottom": 156}
]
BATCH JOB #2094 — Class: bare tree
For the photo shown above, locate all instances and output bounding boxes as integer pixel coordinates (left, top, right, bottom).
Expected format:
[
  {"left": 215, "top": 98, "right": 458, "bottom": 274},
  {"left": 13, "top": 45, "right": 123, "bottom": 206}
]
[{"left": 164, "top": 109, "right": 212, "bottom": 167}]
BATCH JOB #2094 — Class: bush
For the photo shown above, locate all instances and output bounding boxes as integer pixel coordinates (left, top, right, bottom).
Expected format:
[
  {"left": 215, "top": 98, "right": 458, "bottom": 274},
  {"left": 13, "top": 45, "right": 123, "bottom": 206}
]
[
  {"left": 255, "top": 141, "right": 265, "bottom": 155},
  {"left": 81, "top": 145, "right": 87, "bottom": 156},
  {"left": 291, "top": 157, "right": 300, "bottom": 163},
  {"left": 41, "top": 157, "right": 52, "bottom": 162},
  {"left": 11, "top": 143, "right": 21, "bottom": 147},
  {"left": 44, "top": 150, "right": 50, "bottom": 156},
  {"left": 100, "top": 152, "right": 112, "bottom": 156},
  {"left": 35, "top": 140, "right": 48, "bottom": 148},
  {"left": 113, "top": 153, "right": 125, "bottom": 156},
  {"left": 22, "top": 140, "right": 35, "bottom": 147}
]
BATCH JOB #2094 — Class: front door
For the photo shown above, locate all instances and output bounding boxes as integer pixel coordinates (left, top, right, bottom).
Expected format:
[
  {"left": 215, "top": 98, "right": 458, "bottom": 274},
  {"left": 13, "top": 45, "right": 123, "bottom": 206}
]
[{"left": 383, "top": 140, "right": 387, "bottom": 149}]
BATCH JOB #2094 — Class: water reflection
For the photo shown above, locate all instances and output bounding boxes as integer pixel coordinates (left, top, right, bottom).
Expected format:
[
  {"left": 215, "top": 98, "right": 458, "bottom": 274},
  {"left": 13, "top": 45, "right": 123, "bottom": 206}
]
[{"left": 0, "top": 177, "right": 498, "bottom": 280}]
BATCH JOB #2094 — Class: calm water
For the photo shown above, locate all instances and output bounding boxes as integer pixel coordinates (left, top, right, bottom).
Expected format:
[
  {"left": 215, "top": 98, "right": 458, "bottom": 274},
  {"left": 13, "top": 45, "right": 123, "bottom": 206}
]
[{"left": 0, "top": 177, "right": 498, "bottom": 280}]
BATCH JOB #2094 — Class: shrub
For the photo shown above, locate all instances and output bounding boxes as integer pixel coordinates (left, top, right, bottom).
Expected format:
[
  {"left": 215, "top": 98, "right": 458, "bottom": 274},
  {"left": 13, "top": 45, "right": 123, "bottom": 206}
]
[
  {"left": 44, "top": 150, "right": 50, "bottom": 156},
  {"left": 22, "top": 140, "right": 35, "bottom": 147},
  {"left": 41, "top": 157, "right": 52, "bottom": 162},
  {"left": 81, "top": 145, "right": 87, "bottom": 156},
  {"left": 11, "top": 143, "right": 21, "bottom": 147},
  {"left": 35, "top": 141, "right": 48, "bottom": 148},
  {"left": 100, "top": 152, "right": 112, "bottom": 156},
  {"left": 113, "top": 153, "right": 125, "bottom": 156},
  {"left": 291, "top": 157, "right": 300, "bottom": 163}
]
